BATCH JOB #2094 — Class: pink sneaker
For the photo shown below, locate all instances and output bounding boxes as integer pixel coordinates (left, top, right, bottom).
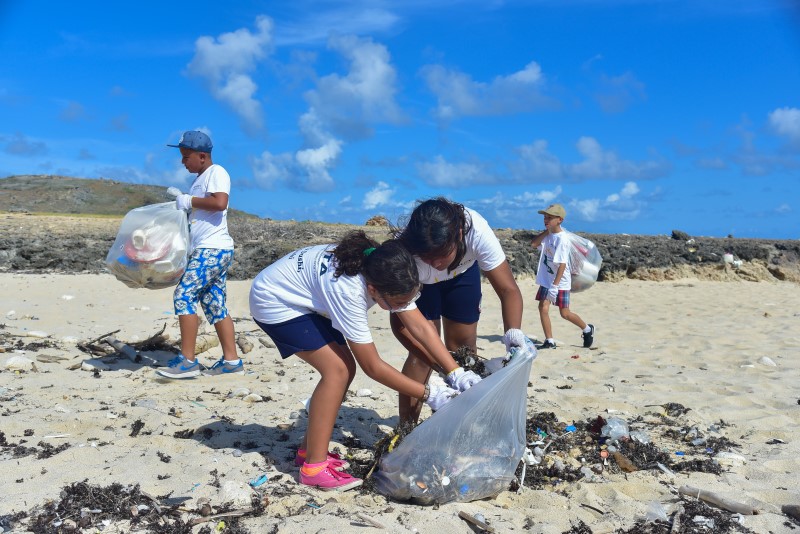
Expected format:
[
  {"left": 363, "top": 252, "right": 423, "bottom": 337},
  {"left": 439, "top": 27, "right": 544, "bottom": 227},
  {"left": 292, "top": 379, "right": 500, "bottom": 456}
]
[
  {"left": 294, "top": 450, "right": 350, "bottom": 471},
  {"left": 300, "top": 464, "right": 362, "bottom": 492}
]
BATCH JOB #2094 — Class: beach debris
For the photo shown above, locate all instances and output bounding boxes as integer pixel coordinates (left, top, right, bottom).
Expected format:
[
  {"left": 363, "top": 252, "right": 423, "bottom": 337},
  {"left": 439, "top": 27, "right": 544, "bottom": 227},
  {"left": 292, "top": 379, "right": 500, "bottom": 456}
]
[
  {"left": 193, "top": 334, "right": 219, "bottom": 355},
  {"left": 356, "top": 388, "right": 374, "bottom": 397},
  {"left": 758, "top": 356, "right": 777, "bottom": 367},
  {"left": 458, "top": 511, "right": 495, "bottom": 533},
  {"left": 80, "top": 359, "right": 110, "bottom": 372},
  {"left": 356, "top": 512, "right": 387, "bottom": 529},
  {"left": 258, "top": 336, "right": 275, "bottom": 349},
  {"left": 236, "top": 334, "right": 254, "bottom": 354},
  {"left": 104, "top": 337, "right": 138, "bottom": 361},
  {"left": 4, "top": 355, "right": 36, "bottom": 371},
  {"left": 678, "top": 485, "right": 758, "bottom": 515}
]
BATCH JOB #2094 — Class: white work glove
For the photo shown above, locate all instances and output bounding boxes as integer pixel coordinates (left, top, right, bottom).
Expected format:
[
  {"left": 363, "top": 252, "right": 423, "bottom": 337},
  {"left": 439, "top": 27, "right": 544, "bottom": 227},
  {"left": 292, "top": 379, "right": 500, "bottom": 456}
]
[
  {"left": 503, "top": 328, "right": 526, "bottom": 353},
  {"left": 166, "top": 186, "right": 182, "bottom": 198},
  {"left": 546, "top": 287, "right": 559, "bottom": 304},
  {"left": 445, "top": 367, "right": 482, "bottom": 392},
  {"left": 175, "top": 194, "right": 193, "bottom": 211},
  {"left": 425, "top": 383, "right": 460, "bottom": 412}
]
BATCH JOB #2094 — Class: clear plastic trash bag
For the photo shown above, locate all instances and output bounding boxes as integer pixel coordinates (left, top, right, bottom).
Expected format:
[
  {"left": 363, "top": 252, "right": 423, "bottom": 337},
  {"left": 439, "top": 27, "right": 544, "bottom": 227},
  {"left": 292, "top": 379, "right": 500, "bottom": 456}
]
[
  {"left": 561, "top": 228, "right": 602, "bottom": 293},
  {"left": 373, "top": 339, "right": 537, "bottom": 504},
  {"left": 105, "top": 202, "right": 189, "bottom": 289}
]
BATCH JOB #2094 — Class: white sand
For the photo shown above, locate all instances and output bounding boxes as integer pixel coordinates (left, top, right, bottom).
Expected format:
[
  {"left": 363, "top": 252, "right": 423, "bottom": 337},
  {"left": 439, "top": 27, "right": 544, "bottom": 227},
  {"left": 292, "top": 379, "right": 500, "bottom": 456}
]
[{"left": 1, "top": 273, "right": 799, "bottom": 533}]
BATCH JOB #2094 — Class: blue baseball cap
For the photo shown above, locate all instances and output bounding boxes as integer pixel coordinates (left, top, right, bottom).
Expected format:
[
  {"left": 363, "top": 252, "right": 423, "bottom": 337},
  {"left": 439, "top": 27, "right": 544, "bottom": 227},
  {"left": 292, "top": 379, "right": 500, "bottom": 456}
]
[{"left": 167, "top": 130, "right": 213, "bottom": 153}]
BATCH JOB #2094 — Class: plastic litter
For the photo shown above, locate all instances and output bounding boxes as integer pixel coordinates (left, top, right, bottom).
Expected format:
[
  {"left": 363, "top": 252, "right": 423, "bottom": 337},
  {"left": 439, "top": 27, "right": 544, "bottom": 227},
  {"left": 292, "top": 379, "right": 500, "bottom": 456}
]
[
  {"left": 374, "top": 339, "right": 537, "bottom": 504},
  {"left": 560, "top": 229, "right": 603, "bottom": 292},
  {"left": 249, "top": 474, "right": 268, "bottom": 488},
  {"left": 106, "top": 202, "right": 189, "bottom": 289},
  {"left": 600, "top": 418, "right": 629, "bottom": 441}
]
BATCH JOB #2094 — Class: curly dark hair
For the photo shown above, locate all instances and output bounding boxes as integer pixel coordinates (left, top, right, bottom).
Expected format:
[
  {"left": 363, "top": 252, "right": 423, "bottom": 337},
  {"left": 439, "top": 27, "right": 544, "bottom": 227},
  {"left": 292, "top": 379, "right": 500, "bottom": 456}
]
[
  {"left": 332, "top": 230, "right": 419, "bottom": 296},
  {"left": 393, "top": 197, "right": 472, "bottom": 274}
]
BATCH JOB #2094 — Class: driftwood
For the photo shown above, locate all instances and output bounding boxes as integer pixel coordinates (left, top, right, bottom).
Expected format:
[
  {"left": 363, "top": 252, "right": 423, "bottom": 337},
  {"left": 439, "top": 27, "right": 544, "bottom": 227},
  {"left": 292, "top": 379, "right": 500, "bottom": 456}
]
[
  {"left": 678, "top": 485, "right": 758, "bottom": 515},
  {"left": 105, "top": 337, "right": 138, "bottom": 361},
  {"left": 187, "top": 506, "right": 254, "bottom": 526},
  {"left": 670, "top": 504, "right": 684, "bottom": 533},
  {"left": 355, "top": 512, "right": 386, "bottom": 529},
  {"left": 458, "top": 511, "right": 495, "bottom": 533},
  {"left": 236, "top": 334, "right": 254, "bottom": 354}
]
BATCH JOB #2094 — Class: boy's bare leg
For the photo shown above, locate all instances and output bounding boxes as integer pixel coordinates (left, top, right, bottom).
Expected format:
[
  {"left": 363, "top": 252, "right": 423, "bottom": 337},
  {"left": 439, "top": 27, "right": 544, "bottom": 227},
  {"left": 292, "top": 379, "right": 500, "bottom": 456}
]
[
  {"left": 538, "top": 300, "right": 553, "bottom": 340},
  {"left": 559, "top": 307, "right": 587, "bottom": 330},
  {"left": 179, "top": 314, "right": 199, "bottom": 361},
  {"left": 213, "top": 315, "right": 239, "bottom": 361}
]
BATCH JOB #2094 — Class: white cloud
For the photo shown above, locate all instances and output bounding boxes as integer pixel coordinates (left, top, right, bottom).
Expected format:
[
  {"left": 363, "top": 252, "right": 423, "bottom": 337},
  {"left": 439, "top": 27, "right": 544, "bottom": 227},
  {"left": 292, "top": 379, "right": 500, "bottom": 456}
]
[
  {"left": 573, "top": 181, "right": 643, "bottom": 222},
  {"left": 768, "top": 107, "right": 800, "bottom": 142},
  {"left": 187, "top": 16, "right": 274, "bottom": 134},
  {"left": 363, "top": 181, "right": 395, "bottom": 209},
  {"left": 304, "top": 34, "right": 404, "bottom": 140},
  {"left": 512, "top": 140, "right": 564, "bottom": 181},
  {"left": 421, "top": 61, "right": 549, "bottom": 121},
  {"left": 416, "top": 155, "right": 490, "bottom": 187},
  {"left": 566, "top": 137, "right": 669, "bottom": 181}
]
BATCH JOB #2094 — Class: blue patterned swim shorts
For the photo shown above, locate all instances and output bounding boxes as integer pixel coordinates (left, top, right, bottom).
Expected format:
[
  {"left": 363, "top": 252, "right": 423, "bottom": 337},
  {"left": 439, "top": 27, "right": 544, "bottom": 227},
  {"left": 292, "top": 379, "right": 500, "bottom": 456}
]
[{"left": 174, "top": 248, "right": 234, "bottom": 324}]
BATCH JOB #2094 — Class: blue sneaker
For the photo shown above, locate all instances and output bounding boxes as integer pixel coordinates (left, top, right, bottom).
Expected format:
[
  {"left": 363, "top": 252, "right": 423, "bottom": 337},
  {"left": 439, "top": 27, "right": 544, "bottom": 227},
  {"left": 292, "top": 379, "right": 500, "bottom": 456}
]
[
  {"left": 156, "top": 354, "right": 201, "bottom": 379},
  {"left": 202, "top": 358, "right": 245, "bottom": 376}
]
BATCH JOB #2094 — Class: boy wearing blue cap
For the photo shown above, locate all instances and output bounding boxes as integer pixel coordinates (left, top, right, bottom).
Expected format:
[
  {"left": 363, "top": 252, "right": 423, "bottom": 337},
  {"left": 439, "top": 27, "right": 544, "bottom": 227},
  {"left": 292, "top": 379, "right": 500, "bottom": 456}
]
[{"left": 156, "top": 130, "right": 243, "bottom": 378}]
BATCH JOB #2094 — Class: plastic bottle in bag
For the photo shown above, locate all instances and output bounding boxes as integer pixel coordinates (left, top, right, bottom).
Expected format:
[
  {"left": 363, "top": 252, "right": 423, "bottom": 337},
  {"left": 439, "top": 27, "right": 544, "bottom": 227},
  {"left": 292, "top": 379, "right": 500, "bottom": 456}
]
[{"left": 106, "top": 202, "right": 189, "bottom": 289}]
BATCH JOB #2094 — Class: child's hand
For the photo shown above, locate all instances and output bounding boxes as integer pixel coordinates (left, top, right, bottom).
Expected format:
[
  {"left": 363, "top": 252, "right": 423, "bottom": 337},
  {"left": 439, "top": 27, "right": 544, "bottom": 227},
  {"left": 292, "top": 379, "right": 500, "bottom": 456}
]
[
  {"left": 502, "top": 328, "right": 526, "bottom": 352},
  {"left": 546, "top": 287, "right": 558, "bottom": 303},
  {"left": 446, "top": 367, "right": 481, "bottom": 392},
  {"left": 425, "top": 383, "right": 459, "bottom": 411}
]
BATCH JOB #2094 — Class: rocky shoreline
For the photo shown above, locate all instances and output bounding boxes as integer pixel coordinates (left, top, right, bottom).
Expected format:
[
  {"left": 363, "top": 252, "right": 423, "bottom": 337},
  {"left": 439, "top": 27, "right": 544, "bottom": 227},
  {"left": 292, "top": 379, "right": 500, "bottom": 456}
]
[{"left": 1, "top": 213, "right": 798, "bottom": 283}]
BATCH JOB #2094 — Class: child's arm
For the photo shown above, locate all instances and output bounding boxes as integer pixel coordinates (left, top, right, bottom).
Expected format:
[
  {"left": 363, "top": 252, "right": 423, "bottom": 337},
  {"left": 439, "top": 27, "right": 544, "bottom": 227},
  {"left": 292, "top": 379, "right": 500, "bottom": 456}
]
[
  {"left": 530, "top": 229, "right": 548, "bottom": 249},
  {"left": 395, "top": 308, "right": 460, "bottom": 374},
  {"left": 348, "top": 341, "right": 428, "bottom": 398},
  {"left": 187, "top": 192, "right": 229, "bottom": 212},
  {"left": 552, "top": 262, "right": 567, "bottom": 288}
]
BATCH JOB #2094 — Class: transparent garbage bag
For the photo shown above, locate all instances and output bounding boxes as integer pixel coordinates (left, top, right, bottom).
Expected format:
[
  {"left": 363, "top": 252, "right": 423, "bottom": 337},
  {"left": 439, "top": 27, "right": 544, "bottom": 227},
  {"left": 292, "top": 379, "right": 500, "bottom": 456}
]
[
  {"left": 105, "top": 202, "right": 189, "bottom": 289},
  {"left": 373, "top": 339, "right": 537, "bottom": 504},
  {"left": 561, "top": 228, "right": 602, "bottom": 293}
]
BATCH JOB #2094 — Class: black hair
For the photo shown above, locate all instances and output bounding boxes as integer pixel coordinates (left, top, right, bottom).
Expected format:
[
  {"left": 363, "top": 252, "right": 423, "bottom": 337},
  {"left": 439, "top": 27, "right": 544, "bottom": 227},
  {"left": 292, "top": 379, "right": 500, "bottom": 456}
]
[
  {"left": 332, "top": 230, "right": 419, "bottom": 296},
  {"left": 393, "top": 197, "right": 472, "bottom": 274}
]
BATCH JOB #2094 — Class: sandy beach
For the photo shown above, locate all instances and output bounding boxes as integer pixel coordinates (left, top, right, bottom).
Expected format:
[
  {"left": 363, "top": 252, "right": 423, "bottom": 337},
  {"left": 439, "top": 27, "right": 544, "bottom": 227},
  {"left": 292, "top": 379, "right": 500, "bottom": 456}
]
[{"left": 2, "top": 273, "right": 799, "bottom": 533}]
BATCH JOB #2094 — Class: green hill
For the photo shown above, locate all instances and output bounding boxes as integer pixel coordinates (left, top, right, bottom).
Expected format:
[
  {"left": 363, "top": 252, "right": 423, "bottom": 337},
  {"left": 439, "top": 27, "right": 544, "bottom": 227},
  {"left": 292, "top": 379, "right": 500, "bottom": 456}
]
[{"left": 0, "top": 175, "right": 260, "bottom": 220}]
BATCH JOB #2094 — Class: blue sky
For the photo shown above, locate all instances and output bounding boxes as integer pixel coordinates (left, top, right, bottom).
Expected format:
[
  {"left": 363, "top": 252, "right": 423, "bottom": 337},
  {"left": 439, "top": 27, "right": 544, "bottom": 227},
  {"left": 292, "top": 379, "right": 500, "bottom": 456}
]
[{"left": 2, "top": 1, "right": 799, "bottom": 238}]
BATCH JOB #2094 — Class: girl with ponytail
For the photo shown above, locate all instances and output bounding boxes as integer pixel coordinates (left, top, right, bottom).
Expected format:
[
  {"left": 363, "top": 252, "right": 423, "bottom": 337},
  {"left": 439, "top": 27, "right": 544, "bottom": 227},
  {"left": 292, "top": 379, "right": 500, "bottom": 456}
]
[{"left": 249, "top": 230, "right": 470, "bottom": 491}]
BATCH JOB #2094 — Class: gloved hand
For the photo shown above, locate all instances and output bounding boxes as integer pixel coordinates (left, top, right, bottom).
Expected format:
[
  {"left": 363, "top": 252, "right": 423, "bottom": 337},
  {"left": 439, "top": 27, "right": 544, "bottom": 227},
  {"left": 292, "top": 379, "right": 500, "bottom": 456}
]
[
  {"left": 425, "top": 383, "right": 460, "bottom": 411},
  {"left": 175, "top": 193, "right": 193, "bottom": 211},
  {"left": 446, "top": 366, "right": 482, "bottom": 392},
  {"left": 546, "top": 287, "right": 559, "bottom": 303},
  {"left": 166, "top": 186, "right": 182, "bottom": 198},
  {"left": 503, "top": 328, "right": 526, "bottom": 353}
]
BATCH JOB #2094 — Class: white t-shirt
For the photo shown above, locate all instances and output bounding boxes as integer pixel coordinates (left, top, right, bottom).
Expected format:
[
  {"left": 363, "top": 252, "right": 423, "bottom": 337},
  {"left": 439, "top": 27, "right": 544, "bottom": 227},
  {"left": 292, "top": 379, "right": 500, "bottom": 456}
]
[
  {"left": 249, "top": 244, "right": 417, "bottom": 344},
  {"left": 414, "top": 208, "right": 507, "bottom": 284},
  {"left": 188, "top": 164, "right": 234, "bottom": 251},
  {"left": 536, "top": 231, "right": 572, "bottom": 290}
]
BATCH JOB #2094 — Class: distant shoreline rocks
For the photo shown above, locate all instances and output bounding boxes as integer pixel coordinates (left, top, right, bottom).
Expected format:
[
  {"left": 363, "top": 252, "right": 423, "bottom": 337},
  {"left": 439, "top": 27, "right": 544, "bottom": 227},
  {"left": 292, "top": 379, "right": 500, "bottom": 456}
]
[{"left": 1, "top": 213, "right": 798, "bottom": 283}]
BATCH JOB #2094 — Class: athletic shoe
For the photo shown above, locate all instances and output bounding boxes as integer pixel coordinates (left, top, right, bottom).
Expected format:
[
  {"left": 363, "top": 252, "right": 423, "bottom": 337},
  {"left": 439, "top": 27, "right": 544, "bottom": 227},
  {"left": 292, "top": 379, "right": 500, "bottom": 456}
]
[
  {"left": 537, "top": 339, "right": 557, "bottom": 350},
  {"left": 300, "top": 464, "right": 362, "bottom": 491},
  {"left": 294, "top": 450, "right": 350, "bottom": 471},
  {"left": 202, "top": 358, "right": 245, "bottom": 376},
  {"left": 156, "top": 355, "right": 201, "bottom": 379},
  {"left": 582, "top": 324, "right": 595, "bottom": 348}
]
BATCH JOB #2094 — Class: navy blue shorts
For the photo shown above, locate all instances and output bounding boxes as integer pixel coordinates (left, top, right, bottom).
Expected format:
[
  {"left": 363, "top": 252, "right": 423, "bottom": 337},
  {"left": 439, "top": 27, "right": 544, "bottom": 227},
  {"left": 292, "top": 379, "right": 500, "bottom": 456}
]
[
  {"left": 416, "top": 262, "right": 481, "bottom": 324},
  {"left": 253, "top": 314, "right": 346, "bottom": 359}
]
